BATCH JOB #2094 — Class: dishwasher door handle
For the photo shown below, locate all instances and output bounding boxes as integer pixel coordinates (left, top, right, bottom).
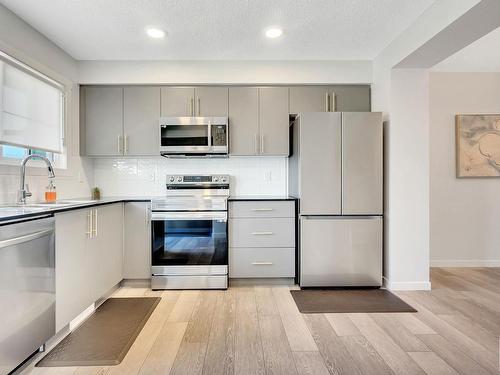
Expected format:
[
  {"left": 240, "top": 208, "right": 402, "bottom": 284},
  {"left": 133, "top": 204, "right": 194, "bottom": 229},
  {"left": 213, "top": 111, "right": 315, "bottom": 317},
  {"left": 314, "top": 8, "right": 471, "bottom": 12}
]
[{"left": 0, "top": 228, "right": 54, "bottom": 249}]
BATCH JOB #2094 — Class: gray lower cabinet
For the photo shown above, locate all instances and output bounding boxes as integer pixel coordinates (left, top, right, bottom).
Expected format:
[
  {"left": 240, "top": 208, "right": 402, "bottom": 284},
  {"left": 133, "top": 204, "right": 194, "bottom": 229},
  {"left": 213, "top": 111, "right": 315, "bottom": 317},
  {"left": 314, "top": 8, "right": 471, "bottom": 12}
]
[
  {"left": 55, "top": 208, "right": 93, "bottom": 331},
  {"left": 259, "top": 87, "right": 289, "bottom": 156},
  {"left": 230, "top": 248, "right": 295, "bottom": 278},
  {"left": 228, "top": 87, "right": 259, "bottom": 155},
  {"left": 124, "top": 87, "right": 161, "bottom": 155},
  {"left": 124, "top": 202, "right": 151, "bottom": 279},
  {"left": 82, "top": 86, "right": 124, "bottom": 156},
  {"left": 229, "top": 218, "right": 295, "bottom": 248},
  {"left": 229, "top": 200, "right": 295, "bottom": 278},
  {"left": 89, "top": 203, "right": 124, "bottom": 301},
  {"left": 55, "top": 203, "right": 124, "bottom": 331}
]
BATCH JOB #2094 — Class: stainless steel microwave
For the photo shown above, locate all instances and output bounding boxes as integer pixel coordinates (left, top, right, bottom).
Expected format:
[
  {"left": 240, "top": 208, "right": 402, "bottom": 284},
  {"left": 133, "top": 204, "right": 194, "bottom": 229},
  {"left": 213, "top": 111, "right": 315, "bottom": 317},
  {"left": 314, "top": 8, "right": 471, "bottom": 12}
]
[{"left": 159, "top": 117, "right": 228, "bottom": 157}]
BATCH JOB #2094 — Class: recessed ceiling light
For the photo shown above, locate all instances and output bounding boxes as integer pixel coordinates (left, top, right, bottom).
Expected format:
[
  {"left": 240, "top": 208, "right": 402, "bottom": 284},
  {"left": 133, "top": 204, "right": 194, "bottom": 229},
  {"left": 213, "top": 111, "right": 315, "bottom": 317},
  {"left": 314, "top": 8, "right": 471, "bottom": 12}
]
[
  {"left": 146, "top": 27, "right": 166, "bottom": 39},
  {"left": 265, "top": 27, "right": 283, "bottom": 39}
]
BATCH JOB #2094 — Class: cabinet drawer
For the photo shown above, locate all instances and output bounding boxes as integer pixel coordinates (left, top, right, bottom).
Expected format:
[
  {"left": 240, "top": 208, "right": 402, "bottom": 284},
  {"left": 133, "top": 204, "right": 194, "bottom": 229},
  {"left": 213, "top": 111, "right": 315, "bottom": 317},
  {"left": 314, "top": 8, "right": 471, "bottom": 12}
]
[
  {"left": 230, "top": 248, "right": 295, "bottom": 278},
  {"left": 229, "top": 201, "right": 295, "bottom": 218},
  {"left": 229, "top": 218, "right": 295, "bottom": 248}
]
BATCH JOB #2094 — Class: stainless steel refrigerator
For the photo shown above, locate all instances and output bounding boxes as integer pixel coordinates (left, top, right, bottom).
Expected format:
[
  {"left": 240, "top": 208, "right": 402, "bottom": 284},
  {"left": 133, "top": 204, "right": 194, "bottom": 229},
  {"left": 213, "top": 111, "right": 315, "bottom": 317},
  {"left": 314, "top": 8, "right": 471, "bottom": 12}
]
[{"left": 289, "top": 112, "right": 383, "bottom": 287}]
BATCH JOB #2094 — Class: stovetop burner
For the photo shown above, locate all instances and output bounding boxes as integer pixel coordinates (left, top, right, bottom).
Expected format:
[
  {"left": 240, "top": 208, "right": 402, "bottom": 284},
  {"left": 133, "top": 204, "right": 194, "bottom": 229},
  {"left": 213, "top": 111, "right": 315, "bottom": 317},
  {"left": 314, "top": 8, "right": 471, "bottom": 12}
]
[{"left": 152, "top": 174, "right": 230, "bottom": 212}]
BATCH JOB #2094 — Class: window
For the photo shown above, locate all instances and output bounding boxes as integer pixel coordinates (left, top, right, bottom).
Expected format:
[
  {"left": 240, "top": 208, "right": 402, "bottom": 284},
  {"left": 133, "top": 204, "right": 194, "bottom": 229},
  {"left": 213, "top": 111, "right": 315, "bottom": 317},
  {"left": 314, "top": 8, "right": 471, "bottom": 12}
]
[
  {"left": 0, "top": 51, "right": 66, "bottom": 156},
  {"left": 0, "top": 144, "right": 66, "bottom": 168}
]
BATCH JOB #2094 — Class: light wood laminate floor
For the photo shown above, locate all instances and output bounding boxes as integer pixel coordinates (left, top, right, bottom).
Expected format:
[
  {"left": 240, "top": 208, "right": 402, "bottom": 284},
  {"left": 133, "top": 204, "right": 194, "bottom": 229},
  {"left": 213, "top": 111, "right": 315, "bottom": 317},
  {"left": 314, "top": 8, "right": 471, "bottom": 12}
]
[{"left": 21, "top": 268, "right": 500, "bottom": 375}]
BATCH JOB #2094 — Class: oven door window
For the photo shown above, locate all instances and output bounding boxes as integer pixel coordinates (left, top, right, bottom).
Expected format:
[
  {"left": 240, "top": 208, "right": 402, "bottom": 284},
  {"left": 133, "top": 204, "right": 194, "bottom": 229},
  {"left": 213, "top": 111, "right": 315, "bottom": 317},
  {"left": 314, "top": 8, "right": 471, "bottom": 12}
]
[
  {"left": 152, "top": 219, "right": 227, "bottom": 266},
  {"left": 161, "top": 125, "right": 208, "bottom": 146}
]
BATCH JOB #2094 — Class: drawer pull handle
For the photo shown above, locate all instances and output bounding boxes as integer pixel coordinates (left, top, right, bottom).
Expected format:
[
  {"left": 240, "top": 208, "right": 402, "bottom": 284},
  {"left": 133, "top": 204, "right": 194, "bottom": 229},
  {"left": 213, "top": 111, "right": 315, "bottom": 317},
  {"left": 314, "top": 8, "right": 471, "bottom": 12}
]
[
  {"left": 251, "top": 231, "right": 274, "bottom": 235},
  {"left": 251, "top": 208, "right": 274, "bottom": 211},
  {"left": 252, "top": 262, "right": 273, "bottom": 265}
]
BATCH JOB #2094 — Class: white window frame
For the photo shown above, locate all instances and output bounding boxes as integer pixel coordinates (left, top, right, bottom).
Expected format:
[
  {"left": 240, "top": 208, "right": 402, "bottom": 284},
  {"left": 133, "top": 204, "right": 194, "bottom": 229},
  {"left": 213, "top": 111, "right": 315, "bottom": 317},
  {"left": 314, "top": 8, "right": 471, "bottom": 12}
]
[{"left": 0, "top": 51, "right": 67, "bottom": 169}]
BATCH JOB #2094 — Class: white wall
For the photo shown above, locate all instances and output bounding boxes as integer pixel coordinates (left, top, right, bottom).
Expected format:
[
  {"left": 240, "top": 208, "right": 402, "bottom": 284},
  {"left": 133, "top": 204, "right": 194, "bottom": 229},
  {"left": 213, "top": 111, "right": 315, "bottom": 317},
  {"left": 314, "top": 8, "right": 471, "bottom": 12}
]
[
  {"left": 0, "top": 4, "right": 93, "bottom": 204},
  {"left": 77, "top": 60, "right": 372, "bottom": 85},
  {"left": 384, "top": 69, "right": 430, "bottom": 290},
  {"left": 429, "top": 72, "right": 500, "bottom": 266},
  {"left": 371, "top": 0, "right": 482, "bottom": 290},
  {"left": 94, "top": 157, "right": 287, "bottom": 197}
]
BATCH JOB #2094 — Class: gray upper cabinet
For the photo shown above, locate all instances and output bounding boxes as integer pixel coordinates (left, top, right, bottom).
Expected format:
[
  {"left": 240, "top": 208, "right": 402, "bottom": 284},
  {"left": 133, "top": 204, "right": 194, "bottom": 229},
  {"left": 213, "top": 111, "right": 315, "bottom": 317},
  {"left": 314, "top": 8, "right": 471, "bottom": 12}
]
[
  {"left": 289, "top": 86, "right": 329, "bottom": 114},
  {"left": 194, "top": 87, "right": 228, "bottom": 116},
  {"left": 329, "top": 85, "right": 371, "bottom": 112},
  {"left": 124, "top": 87, "right": 160, "bottom": 155},
  {"left": 81, "top": 84, "right": 370, "bottom": 157},
  {"left": 83, "top": 86, "right": 124, "bottom": 156},
  {"left": 228, "top": 87, "right": 259, "bottom": 155},
  {"left": 342, "top": 112, "right": 383, "bottom": 214},
  {"left": 259, "top": 87, "right": 289, "bottom": 156},
  {"left": 160, "top": 87, "right": 228, "bottom": 117},
  {"left": 160, "top": 87, "right": 195, "bottom": 117}
]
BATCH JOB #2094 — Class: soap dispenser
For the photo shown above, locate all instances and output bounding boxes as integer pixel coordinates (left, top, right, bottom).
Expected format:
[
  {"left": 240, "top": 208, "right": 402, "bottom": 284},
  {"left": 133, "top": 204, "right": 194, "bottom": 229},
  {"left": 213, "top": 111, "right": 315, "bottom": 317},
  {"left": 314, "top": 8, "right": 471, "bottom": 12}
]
[{"left": 45, "top": 179, "right": 57, "bottom": 202}]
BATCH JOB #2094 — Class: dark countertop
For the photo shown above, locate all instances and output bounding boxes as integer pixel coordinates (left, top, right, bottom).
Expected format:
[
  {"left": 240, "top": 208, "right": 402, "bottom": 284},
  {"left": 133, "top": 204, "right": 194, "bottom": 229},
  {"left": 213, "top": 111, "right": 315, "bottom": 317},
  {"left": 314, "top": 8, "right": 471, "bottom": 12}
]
[
  {"left": 228, "top": 195, "right": 297, "bottom": 201},
  {"left": 0, "top": 197, "right": 154, "bottom": 224},
  {"left": 0, "top": 195, "right": 298, "bottom": 224}
]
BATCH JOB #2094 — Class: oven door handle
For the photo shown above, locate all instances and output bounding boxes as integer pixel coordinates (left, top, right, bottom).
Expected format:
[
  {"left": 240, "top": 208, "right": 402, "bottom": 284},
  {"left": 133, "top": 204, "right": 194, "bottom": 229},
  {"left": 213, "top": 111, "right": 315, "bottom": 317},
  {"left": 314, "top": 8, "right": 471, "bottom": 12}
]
[{"left": 151, "top": 211, "right": 227, "bottom": 221}]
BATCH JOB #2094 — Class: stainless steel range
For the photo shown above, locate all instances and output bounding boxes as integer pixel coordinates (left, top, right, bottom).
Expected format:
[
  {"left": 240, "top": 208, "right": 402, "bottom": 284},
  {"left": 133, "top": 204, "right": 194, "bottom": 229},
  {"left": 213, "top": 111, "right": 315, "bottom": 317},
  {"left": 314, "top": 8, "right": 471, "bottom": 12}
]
[{"left": 151, "top": 174, "right": 229, "bottom": 290}]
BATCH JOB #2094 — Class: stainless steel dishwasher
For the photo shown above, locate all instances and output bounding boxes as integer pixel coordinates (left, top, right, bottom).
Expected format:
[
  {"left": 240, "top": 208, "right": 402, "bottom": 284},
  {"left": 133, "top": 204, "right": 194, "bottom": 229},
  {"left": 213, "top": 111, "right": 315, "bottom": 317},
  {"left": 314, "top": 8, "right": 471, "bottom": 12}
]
[{"left": 0, "top": 216, "right": 55, "bottom": 374}]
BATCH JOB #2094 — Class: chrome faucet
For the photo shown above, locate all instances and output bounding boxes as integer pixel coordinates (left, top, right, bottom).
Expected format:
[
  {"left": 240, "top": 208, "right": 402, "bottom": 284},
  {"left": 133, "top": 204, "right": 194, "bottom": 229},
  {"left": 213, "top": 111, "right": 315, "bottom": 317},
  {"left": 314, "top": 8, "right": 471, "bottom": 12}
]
[{"left": 18, "top": 155, "right": 56, "bottom": 204}]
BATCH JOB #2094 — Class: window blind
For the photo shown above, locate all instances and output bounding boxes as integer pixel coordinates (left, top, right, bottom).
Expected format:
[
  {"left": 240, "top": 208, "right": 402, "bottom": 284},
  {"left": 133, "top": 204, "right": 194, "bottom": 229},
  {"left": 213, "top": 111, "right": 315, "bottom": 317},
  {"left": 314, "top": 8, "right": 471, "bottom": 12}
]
[{"left": 0, "top": 51, "right": 65, "bottom": 153}]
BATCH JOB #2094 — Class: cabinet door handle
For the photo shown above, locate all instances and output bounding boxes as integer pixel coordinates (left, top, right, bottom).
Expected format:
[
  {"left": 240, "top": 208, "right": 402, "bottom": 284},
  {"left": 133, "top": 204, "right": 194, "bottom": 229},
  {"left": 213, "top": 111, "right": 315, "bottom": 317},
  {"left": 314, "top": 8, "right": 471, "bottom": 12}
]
[
  {"left": 254, "top": 134, "right": 258, "bottom": 155},
  {"left": 251, "top": 231, "right": 273, "bottom": 235},
  {"left": 252, "top": 262, "right": 273, "bottom": 265},
  {"left": 261, "top": 134, "right": 265, "bottom": 154},
  {"left": 330, "top": 91, "right": 336, "bottom": 112},
  {"left": 325, "top": 91, "right": 329, "bottom": 111},
  {"left": 124, "top": 134, "right": 129, "bottom": 154},
  {"left": 92, "top": 209, "right": 98, "bottom": 237},
  {"left": 86, "top": 210, "right": 92, "bottom": 238},
  {"left": 197, "top": 97, "right": 201, "bottom": 116},
  {"left": 190, "top": 97, "right": 194, "bottom": 116},
  {"left": 117, "top": 135, "right": 123, "bottom": 154},
  {"left": 251, "top": 208, "right": 274, "bottom": 211}
]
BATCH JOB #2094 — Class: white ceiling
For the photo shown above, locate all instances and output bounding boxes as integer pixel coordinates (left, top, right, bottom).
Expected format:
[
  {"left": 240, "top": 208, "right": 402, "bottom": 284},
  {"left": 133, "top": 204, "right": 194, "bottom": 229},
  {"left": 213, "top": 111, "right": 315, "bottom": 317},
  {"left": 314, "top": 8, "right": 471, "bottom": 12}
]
[
  {"left": 432, "top": 26, "right": 500, "bottom": 72},
  {"left": 0, "top": 0, "right": 436, "bottom": 61}
]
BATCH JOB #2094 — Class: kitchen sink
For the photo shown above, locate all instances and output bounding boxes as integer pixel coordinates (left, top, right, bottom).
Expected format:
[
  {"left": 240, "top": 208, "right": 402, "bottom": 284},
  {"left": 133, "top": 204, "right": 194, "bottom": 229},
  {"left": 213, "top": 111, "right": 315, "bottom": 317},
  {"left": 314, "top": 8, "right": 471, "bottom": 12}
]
[
  {"left": 28, "top": 199, "right": 99, "bottom": 207},
  {"left": 0, "top": 200, "right": 99, "bottom": 211},
  {"left": 0, "top": 205, "right": 49, "bottom": 213}
]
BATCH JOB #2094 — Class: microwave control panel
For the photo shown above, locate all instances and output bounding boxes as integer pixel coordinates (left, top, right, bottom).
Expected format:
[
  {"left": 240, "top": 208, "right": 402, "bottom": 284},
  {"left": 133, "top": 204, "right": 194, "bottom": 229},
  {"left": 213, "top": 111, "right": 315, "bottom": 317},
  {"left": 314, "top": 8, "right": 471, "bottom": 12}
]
[{"left": 212, "top": 125, "right": 227, "bottom": 146}]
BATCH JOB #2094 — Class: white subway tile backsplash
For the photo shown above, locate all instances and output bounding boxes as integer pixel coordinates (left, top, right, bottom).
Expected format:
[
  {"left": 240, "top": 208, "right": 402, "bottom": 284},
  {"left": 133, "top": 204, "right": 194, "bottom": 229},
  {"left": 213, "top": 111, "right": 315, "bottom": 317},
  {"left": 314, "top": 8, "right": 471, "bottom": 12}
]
[{"left": 93, "top": 156, "right": 288, "bottom": 197}]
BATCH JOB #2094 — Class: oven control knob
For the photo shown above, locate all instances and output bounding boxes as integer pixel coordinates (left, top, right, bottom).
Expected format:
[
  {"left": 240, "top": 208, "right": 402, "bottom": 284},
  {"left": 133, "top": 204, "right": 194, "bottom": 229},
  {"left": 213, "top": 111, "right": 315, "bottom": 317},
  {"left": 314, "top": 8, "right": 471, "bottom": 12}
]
[
  {"left": 169, "top": 177, "right": 174, "bottom": 182},
  {"left": 177, "top": 177, "right": 182, "bottom": 182},
  {"left": 213, "top": 177, "right": 219, "bottom": 182},
  {"left": 221, "top": 177, "right": 227, "bottom": 182}
]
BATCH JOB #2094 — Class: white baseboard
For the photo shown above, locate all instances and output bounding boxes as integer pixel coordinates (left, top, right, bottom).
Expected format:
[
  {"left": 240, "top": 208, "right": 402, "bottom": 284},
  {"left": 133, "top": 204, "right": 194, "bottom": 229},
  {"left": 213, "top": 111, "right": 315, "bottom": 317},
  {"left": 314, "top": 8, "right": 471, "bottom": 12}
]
[
  {"left": 383, "top": 277, "right": 432, "bottom": 291},
  {"left": 430, "top": 260, "right": 500, "bottom": 267}
]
